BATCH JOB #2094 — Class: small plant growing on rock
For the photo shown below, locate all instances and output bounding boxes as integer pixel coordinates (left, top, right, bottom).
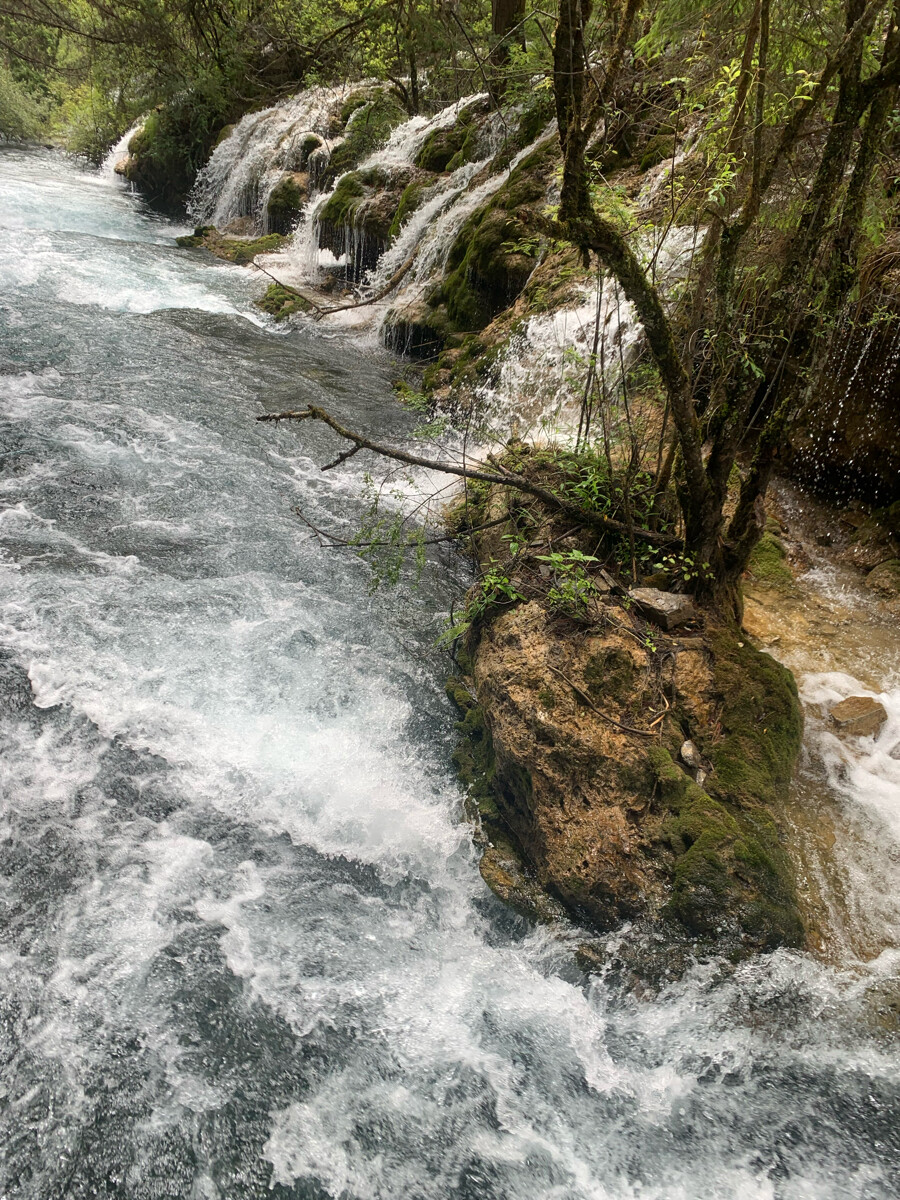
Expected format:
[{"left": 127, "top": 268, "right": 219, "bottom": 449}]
[{"left": 536, "top": 549, "right": 599, "bottom": 617}]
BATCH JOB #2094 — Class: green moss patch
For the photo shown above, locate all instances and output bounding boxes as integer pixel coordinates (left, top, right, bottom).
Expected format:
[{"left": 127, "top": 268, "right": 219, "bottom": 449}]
[
  {"left": 266, "top": 173, "right": 307, "bottom": 235},
  {"left": 255, "top": 283, "right": 312, "bottom": 321},
  {"left": 328, "top": 91, "right": 407, "bottom": 179},
  {"left": 415, "top": 103, "right": 484, "bottom": 173},
  {"left": 176, "top": 227, "right": 287, "bottom": 264},
  {"left": 428, "top": 139, "right": 557, "bottom": 334},
  {"left": 747, "top": 531, "right": 793, "bottom": 588}
]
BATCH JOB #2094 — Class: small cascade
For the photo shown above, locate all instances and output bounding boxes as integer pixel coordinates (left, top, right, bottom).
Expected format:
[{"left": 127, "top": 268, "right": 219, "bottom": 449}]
[
  {"left": 284, "top": 94, "right": 492, "bottom": 287},
  {"left": 188, "top": 85, "right": 351, "bottom": 233},
  {"left": 100, "top": 120, "right": 144, "bottom": 180},
  {"left": 474, "top": 224, "right": 702, "bottom": 437}
]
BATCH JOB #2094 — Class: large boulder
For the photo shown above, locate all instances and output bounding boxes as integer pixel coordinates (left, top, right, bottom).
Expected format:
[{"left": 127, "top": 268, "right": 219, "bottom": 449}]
[{"left": 452, "top": 600, "right": 804, "bottom": 954}]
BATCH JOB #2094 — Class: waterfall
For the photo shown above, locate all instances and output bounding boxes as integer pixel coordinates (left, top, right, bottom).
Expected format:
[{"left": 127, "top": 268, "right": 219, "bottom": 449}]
[
  {"left": 474, "top": 224, "right": 703, "bottom": 437},
  {"left": 188, "top": 85, "right": 352, "bottom": 233},
  {"left": 100, "top": 119, "right": 144, "bottom": 179},
  {"left": 282, "top": 93, "right": 493, "bottom": 286}
]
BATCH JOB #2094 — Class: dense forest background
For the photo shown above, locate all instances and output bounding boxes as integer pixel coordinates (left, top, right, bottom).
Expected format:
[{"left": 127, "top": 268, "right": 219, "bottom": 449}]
[{"left": 2, "top": 0, "right": 899, "bottom": 603}]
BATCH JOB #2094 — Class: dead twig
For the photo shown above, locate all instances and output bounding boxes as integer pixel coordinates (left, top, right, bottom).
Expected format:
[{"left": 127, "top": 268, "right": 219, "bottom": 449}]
[{"left": 546, "top": 664, "right": 661, "bottom": 737}]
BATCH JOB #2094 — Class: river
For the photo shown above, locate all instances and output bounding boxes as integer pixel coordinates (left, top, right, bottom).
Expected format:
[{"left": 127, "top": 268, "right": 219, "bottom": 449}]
[{"left": 1, "top": 146, "right": 898, "bottom": 1200}]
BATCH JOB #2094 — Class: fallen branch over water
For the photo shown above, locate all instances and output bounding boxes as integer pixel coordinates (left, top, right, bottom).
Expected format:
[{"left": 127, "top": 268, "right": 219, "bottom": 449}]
[
  {"left": 251, "top": 254, "right": 416, "bottom": 320},
  {"left": 256, "top": 405, "right": 678, "bottom": 546}
]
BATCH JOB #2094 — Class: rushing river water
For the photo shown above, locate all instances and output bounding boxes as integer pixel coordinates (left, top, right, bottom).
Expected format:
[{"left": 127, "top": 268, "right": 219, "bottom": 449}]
[{"left": 1, "top": 146, "right": 899, "bottom": 1200}]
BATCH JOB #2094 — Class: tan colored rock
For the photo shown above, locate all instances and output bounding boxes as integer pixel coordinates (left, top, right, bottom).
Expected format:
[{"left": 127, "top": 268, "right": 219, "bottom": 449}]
[
  {"left": 627, "top": 587, "right": 697, "bottom": 630},
  {"left": 829, "top": 695, "right": 887, "bottom": 738},
  {"left": 866, "top": 559, "right": 900, "bottom": 597},
  {"left": 464, "top": 601, "right": 803, "bottom": 948}
]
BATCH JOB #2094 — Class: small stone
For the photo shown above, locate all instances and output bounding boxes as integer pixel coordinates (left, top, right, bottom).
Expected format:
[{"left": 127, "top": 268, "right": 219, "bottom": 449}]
[
  {"left": 829, "top": 696, "right": 888, "bottom": 739},
  {"left": 627, "top": 587, "right": 697, "bottom": 630},
  {"left": 680, "top": 739, "right": 701, "bottom": 769}
]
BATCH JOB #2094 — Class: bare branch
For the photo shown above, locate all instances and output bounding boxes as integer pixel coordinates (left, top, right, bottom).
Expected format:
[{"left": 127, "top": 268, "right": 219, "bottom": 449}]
[{"left": 256, "top": 405, "right": 678, "bottom": 545}]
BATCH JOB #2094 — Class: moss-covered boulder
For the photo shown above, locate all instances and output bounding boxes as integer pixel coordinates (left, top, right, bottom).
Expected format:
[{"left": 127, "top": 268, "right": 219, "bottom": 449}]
[
  {"left": 175, "top": 226, "right": 287, "bottom": 264},
  {"left": 266, "top": 171, "right": 309, "bottom": 234},
  {"left": 317, "top": 166, "right": 425, "bottom": 283},
  {"left": 427, "top": 139, "right": 555, "bottom": 335},
  {"left": 414, "top": 101, "right": 486, "bottom": 173},
  {"left": 326, "top": 89, "right": 408, "bottom": 180},
  {"left": 746, "top": 530, "right": 794, "bottom": 588},
  {"left": 866, "top": 558, "right": 900, "bottom": 596},
  {"left": 255, "top": 282, "right": 312, "bottom": 321},
  {"left": 448, "top": 474, "right": 805, "bottom": 961}
]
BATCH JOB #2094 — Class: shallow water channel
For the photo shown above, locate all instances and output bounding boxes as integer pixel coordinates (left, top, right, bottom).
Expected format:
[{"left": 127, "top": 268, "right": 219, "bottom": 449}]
[{"left": 1, "top": 147, "right": 899, "bottom": 1200}]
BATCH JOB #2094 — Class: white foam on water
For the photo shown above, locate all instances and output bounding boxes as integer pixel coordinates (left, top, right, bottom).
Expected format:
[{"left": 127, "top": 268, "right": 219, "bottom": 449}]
[{"left": 1, "top": 144, "right": 900, "bottom": 1200}]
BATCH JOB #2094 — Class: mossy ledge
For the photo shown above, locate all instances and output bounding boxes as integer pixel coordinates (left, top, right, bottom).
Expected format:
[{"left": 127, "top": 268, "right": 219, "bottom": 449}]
[
  {"left": 176, "top": 226, "right": 287, "bottom": 264},
  {"left": 445, "top": 460, "right": 805, "bottom": 964}
]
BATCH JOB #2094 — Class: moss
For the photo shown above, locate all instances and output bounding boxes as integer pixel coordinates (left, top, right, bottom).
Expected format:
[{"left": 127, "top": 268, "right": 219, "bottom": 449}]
[
  {"left": 388, "top": 180, "right": 428, "bottom": 239},
  {"left": 429, "top": 140, "right": 556, "bottom": 335},
  {"left": 300, "top": 133, "right": 323, "bottom": 161},
  {"left": 318, "top": 172, "right": 366, "bottom": 226},
  {"left": 747, "top": 530, "right": 793, "bottom": 587},
  {"left": 415, "top": 106, "right": 481, "bottom": 173},
  {"left": 255, "top": 283, "right": 312, "bottom": 321},
  {"left": 639, "top": 133, "right": 677, "bottom": 172},
  {"left": 704, "top": 627, "right": 803, "bottom": 814},
  {"left": 649, "top": 736, "right": 803, "bottom": 948},
  {"left": 266, "top": 174, "right": 306, "bottom": 234},
  {"left": 176, "top": 228, "right": 287, "bottom": 264},
  {"left": 328, "top": 91, "right": 407, "bottom": 178},
  {"left": 446, "top": 678, "right": 498, "bottom": 819},
  {"left": 584, "top": 648, "right": 635, "bottom": 699},
  {"left": 124, "top": 89, "right": 233, "bottom": 211}
]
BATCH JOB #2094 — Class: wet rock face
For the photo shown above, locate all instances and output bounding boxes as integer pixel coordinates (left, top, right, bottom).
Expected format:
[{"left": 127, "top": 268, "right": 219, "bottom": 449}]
[
  {"left": 454, "top": 601, "right": 805, "bottom": 954},
  {"left": 830, "top": 696, "right": 888, "bottom": 738},
  {"left": 790, "top": 321, "right": 900, "bottom": 505},
  {"left": 865, "top": 558, "right": 900, "bottom": 598}
]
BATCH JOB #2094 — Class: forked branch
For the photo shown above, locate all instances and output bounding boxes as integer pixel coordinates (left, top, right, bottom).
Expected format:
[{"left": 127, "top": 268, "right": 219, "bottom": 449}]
[{"left": 256, "top": 405, "right": 678, "bottom": 546}]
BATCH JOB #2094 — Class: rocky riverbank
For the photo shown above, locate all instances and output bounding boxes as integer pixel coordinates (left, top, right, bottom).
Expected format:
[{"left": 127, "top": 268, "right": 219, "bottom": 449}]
[{"left": 445, "top": 452, "right": 806, "bottom": 965}]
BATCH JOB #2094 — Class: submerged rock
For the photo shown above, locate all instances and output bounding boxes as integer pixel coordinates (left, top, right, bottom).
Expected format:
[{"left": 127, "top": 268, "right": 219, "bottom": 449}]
[{"left": 829, "top": 695, "right": 888, "bottom": 738}]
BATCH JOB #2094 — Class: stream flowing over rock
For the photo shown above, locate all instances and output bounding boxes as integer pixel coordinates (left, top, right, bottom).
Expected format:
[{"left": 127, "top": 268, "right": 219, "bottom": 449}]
[{"left": 2, "top": 133, "right": 900, "bottom": 1199}]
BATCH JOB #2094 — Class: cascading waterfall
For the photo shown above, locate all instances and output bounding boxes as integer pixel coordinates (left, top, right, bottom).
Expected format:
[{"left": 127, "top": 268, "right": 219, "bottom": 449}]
[
  {"left": 284, "top": 93, "right": 495, "bottom": 285},
  {"left": 188, "top": 85, "right": 351, "bottom": 233},
  {"left": 475, "top": 224, "right": 703, "bottom": 437},
  {"left": 1, "top": 132, "right": 900, "bottom": 1200}
]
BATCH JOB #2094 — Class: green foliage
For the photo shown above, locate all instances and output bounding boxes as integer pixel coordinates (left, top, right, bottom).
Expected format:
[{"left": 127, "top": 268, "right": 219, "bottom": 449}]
[
  {"left": 536, "top": 550, "right": 599, "bottom": 617},
  {"left": 0, "top": 63, "right": 45, "bottom": 141},
  {"left": 653, "top": 551, "right": 714, "bottom": 586},
  {"left": 350, "top": 474, "right": 428, "bottom": 593}
]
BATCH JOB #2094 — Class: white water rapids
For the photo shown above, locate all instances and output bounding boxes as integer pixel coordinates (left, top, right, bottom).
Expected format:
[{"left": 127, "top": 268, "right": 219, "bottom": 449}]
[{"left": 1, "top": 146, "right": 900, "bottom": 1199}]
